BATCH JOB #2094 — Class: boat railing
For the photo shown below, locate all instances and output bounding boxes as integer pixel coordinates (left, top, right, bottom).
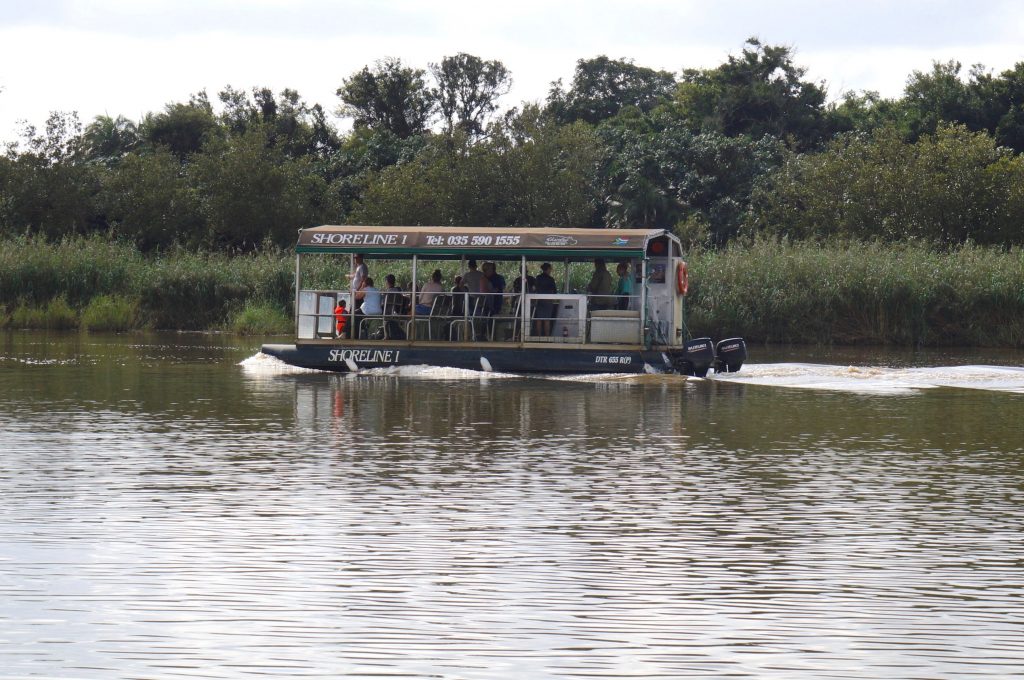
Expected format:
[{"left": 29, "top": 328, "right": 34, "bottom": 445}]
[
  {"left": 297, "top": 288, "right": 643, "bottom": 344},
  {"left": 297, "top": 289, "right": 348, "bottom": 339}
]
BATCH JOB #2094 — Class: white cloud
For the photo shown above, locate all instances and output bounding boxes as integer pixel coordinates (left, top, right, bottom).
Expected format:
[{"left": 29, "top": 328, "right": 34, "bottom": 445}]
[{"left": 1, "top": 0, "right": 1023, "bottom": 140}]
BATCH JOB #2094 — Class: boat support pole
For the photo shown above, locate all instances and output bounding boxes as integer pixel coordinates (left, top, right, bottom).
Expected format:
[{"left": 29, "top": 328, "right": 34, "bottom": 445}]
[
  {"left": 294, "top": 253, "right": 301, "bottom": 328},
  {"left": 640, "top": 257, "right": 648, "bottom": 348},
  {"left": 411, "top": 255, "right": 418, "bottom": 330},
  {"left": 520, "top": 255, "right": 527, "bottom": 342}
]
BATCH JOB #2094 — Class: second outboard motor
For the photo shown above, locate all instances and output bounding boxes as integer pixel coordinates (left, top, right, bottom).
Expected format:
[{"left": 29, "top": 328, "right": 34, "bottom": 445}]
[
  {"left": 681, "top": 337, "right": 716, "bottom": 377},
  {"left": 713, "top": 337, "right": 747, "bottom": 373}
]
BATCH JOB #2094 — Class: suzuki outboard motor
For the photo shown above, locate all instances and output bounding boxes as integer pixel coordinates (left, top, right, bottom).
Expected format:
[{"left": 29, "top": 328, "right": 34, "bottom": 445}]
[
  {"left": 713, "top": 337, "right": 747, "bottom": 373},
  {"left": 679, "top": 337, "right": 716, "bottom": 377}
]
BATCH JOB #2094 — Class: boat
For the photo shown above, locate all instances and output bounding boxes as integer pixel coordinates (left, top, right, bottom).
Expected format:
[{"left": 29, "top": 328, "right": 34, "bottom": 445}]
[{"left": 260, "top": 225, "right": 746, "bottom": 375}]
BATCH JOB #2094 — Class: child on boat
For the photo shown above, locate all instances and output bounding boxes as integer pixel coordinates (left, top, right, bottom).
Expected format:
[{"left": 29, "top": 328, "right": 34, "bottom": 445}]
[{"left": 334, "top": 299, "right": 348, "bottom": 338}]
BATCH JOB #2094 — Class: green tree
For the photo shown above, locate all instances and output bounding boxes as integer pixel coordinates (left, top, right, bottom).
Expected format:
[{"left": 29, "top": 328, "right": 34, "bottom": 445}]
[
  {"left": 0, "top": 112, "right": 102, "bottom": 238},
  {"left": 599, "top": 111, "right": 787, "bottom": 244},
  {"left": 351, "top": 108, "right": 602, "bottom": 228},
  {"left": 218, "top": 85, "right": 339, "bottom": 158},
  {"left": 101, "top": 149, "right": 203, "bottom": 249},
  {"left": 337, "top": 58, "right": 434, "bottom": 138},
  {"left": 430, "top": 53, "right": 512, "bottom": 137},
  {"left": 750, "top": 124, "right": 1024, "bottom": 246},
  {"left": 678, "top": 38, "right": 829, "bottom": 149},
  {"left": 990, "top": 62, "right": 1024, "bottom": 151},
  {"left": 547, "top": 56, "right": 676, "bottom": 125},
  {"left": 140, "top": 92, "right": 219, "bottom": 159},
  {"left": 83, "top": 114, "right": 140, "bottom": 165},
  {"left": 902, "top": 61, "right": 983, "bottom": 139},
  {"left": 189, "top": 126, "right": 331, "bottom": 248}
]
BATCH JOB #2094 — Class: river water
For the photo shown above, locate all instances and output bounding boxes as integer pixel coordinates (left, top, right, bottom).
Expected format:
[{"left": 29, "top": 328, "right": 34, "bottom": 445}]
[{"left": 2, "top": 331, "right": 1023, "bottom": 679}]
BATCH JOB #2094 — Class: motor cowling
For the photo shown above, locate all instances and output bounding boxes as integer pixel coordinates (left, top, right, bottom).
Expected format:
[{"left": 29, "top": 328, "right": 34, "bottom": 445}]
[
  {"left": 679, "top": 337, "right": 715, "bottom": 377},
  {"left": 713, "top": 337, "right": 747, "bottom": 373}
]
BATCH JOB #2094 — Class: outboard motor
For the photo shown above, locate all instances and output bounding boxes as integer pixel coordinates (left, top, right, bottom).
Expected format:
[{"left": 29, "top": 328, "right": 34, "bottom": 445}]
[
  {"left": 713, "top": 337, "right": 747, "bottom": 373},
  {"left": 679, "top": 337, "right": 716, "bottom": 377}
]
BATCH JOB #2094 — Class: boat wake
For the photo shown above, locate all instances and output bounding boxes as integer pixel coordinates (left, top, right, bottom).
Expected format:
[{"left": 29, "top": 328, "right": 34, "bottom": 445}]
[
  {"left": 239, "top": 352, "right": 521, "bottom": 380},
  {"left": 353, "top": 364, "right": 521, "bottom": 380},
  {"left": 714, "top": 363, "right": 1024, "bottom": 395},
  {"left": 241, "top": 352, "right": 1024, "bottom": 394},
  {"left": 239, "top": 351, "right": 325, "bottom": 376}
]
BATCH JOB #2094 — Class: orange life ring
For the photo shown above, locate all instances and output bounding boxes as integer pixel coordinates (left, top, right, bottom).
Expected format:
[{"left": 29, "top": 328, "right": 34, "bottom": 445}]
[{"left": 676, "top": 261, "right": 689, "bottom": 296}]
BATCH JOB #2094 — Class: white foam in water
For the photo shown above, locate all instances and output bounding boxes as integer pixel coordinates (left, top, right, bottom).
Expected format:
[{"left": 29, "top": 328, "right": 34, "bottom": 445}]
[
  {"left": 356, "top": 364, "right": 521, "bottom": 380},
  {"left": 239, "top": 352, "right": 520, "bottom": 380},
  {"left": 239, "top": 352, "right": 325, "bottom": 376},
  {"left": 714, "top": 363, "right": 1024, "bottom": 395},
  {"left": 240, "top": 351, "right": 1024, "bottom": 393}
]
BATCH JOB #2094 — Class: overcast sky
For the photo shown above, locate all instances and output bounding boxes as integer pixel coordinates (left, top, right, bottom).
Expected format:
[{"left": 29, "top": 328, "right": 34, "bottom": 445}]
[{"left": 1, "top": 0, "right": 1023, "bottom": 142}]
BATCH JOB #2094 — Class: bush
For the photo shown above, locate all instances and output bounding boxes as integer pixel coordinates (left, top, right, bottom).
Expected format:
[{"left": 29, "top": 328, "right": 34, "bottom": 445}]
[
  {"left": 229, "top": 301, "right": 292, "bottom": 335},
  {"left": 80, "top": 294, "right": 139, "bottom": 332},
  {"left": 7, "top": 297, "right": 79, "bottom": 330}
]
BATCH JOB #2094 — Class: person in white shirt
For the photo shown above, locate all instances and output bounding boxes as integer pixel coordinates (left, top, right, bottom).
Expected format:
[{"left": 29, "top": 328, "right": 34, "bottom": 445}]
[{"left": 350, "top": 253, "right": 368, "bottom": 294}]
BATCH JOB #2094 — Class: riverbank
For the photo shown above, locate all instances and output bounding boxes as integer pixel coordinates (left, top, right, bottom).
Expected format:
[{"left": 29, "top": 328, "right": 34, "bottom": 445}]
[{"left": 2, "top": 237, "right": 1022, "bottom": 346}]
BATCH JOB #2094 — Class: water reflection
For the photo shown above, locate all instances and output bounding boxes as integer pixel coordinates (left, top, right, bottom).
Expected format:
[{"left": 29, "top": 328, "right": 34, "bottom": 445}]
[{"left": 1, "top": 332, "right": 1023, "bottom": 679}]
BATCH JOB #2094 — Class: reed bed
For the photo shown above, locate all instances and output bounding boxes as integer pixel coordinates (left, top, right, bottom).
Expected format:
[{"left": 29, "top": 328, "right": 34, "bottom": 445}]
[
  {"left": 687, "top": 239, "right": 1024, "bottom": 346},
  {"left": 2, "top": 236, "right": 1022, "bottom": 346}
]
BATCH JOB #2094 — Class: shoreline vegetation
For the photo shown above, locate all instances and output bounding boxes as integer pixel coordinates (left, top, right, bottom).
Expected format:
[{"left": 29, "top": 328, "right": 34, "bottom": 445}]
[
  {"left": 2, "top": 237, "right": 1021, "bottom": 346},
  {"left": 3, "top": 42, "right": 1024, "bottom": 345}
]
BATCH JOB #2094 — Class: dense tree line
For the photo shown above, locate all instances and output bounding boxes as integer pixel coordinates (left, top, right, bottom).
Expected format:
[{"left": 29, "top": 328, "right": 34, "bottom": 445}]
[{"left": 3, "top": 39, "right": 1024, "bottom": 251}]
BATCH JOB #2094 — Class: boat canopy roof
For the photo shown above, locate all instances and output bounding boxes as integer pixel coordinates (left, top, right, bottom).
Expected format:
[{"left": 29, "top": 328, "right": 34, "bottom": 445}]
[{"left": 296, "top": 225, "right": 674, "bottom": 258}]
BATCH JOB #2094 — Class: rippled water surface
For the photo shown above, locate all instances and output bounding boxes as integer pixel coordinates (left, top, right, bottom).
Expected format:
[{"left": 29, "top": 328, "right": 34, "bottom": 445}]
[{"left": 2, "top": 331, "right": 1024, "bottom": 679}]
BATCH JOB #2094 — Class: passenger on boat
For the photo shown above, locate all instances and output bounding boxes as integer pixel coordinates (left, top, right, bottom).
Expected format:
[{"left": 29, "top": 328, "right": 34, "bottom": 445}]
[
  {"left": 587, "top": 258, "right": 614, "bottom": 311},
  {"left": 383, "top": 274, "right": 407, "bottom": 339},
  {"left": 417, "top": 269, "right": 444, "bottom": 315},
  {"left": 385, "top": 274, "right": 403, "bottom": 301},
  {"left": 451, "top": 276, "right": 469, "bottom": 315},
  {"left": 471, "top": 261, "right": 494, "bottom": 316},
  {"left": 533, "top": 262, "right": 557, "bottom": 336},
  {"left": 355, "top": 277, "right": 382, "bottom": 338},
  {"left": 483, "top": 261, "right": 505, "bottom": 314},
  {"left": 614, "top": 261, "right": 633, "bottom": 310},
  {"left": 512, "top": 272, "right": 535, "bottom": 294},
  {"left": 463, "top": 259, "right": 484, "bottom": 294},
  {"left": 334, "top": 299, "right": 348, "bottom": 338},
  {"left": 350, "top": 253, "right": 368, "bottom": 293}
]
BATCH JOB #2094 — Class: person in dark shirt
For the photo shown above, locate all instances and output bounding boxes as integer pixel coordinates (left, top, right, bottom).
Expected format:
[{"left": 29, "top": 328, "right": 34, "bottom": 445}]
[
  {"left": 587, "top": 258, "right": 614, "bottom": 310},
  {"left": 533, "top": 262, "right": 557, "bottom": 336},
  {"left": 483, "top": 262, "right": 505, "bottom": 314},
  {"left": 451, "top": 276, "right": 469, "bottom": 316}
]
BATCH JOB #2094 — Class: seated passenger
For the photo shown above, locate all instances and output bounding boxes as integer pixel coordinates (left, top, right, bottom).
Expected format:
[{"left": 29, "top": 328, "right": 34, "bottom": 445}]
[
  {"left": 451, "top": 276, "right": 469, "bottom": 315},
  {"left": 382, "top": 274, "right": 406, "bottom": 339},
  {"left": 356, "top": 277, "right": 382, "bottom": 313},
  {"left": 355, "top": 277, "right": 383, "bottom": 339},
  {"left": 417, "top": 269, "right": 444, "bottom": 315}
]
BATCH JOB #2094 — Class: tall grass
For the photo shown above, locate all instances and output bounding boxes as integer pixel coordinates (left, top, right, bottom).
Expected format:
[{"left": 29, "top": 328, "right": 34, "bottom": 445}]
[
  {"left": 2, "top": 236, "right": 1023, "bottom": 346},
  {"left": 229, "top": 300, "right": 292, "bottom": 335},
  {"left": 0, "top": 236, "right": 295, "bottom": 332},
  {"left": 7, "top": 296, "right": 79, "bottom": 330},
  {"left": 80, "top": 294, "right": 138, "bottom": 332},
  {"left": 687, "top": 239, "right": 1024, "bottom": 346}
]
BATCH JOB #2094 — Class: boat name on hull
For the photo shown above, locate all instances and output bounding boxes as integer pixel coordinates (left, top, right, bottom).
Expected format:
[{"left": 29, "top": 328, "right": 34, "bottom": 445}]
[{"left": 327, "top": 348, "right": 400, "bottom": 363}]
